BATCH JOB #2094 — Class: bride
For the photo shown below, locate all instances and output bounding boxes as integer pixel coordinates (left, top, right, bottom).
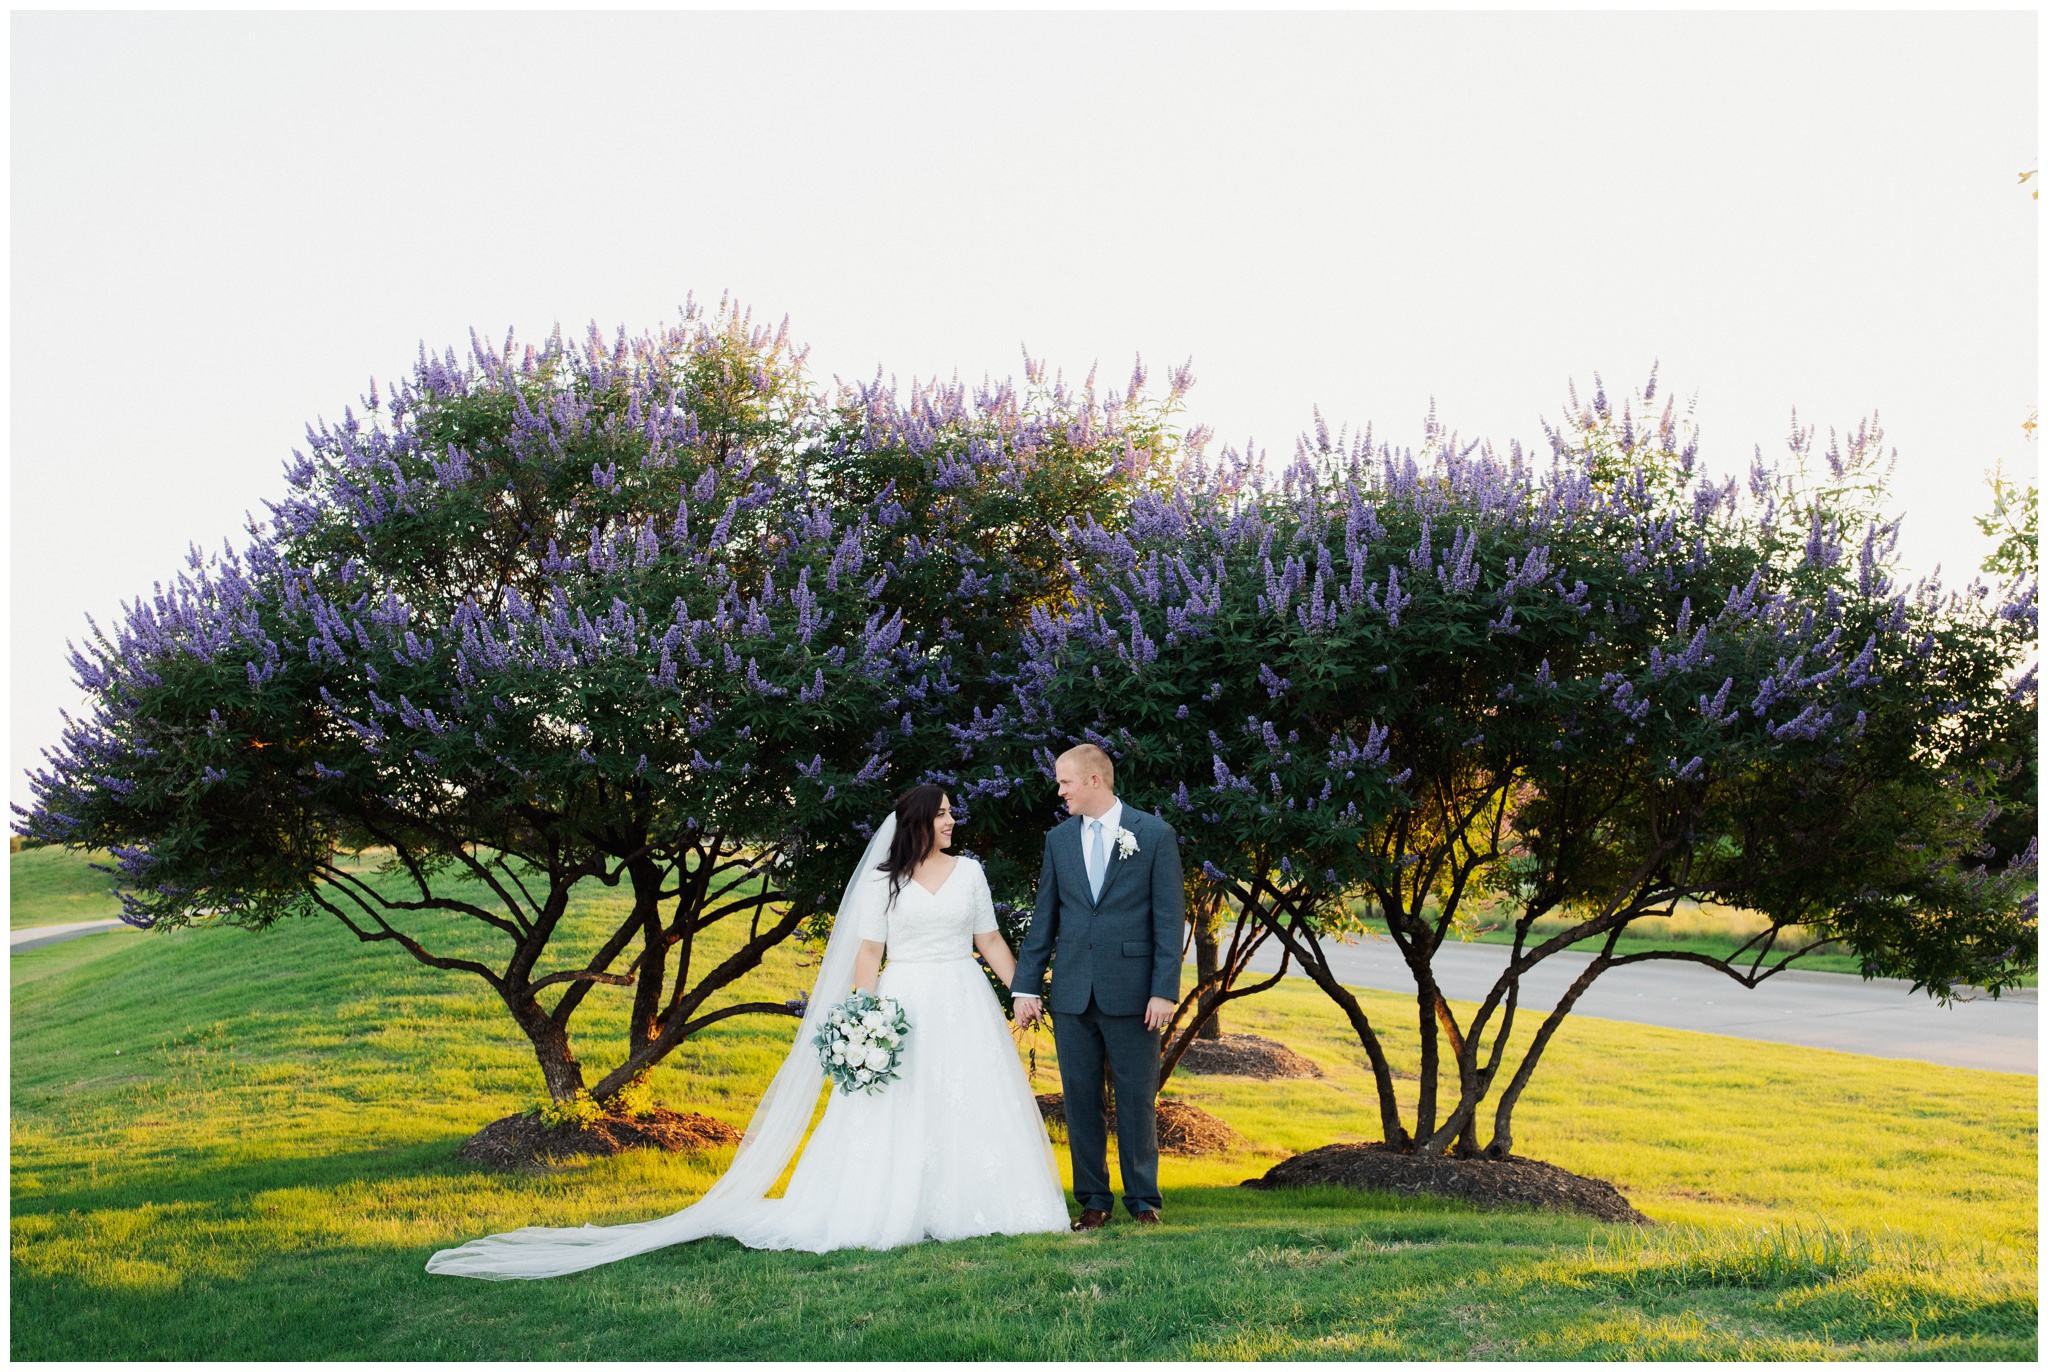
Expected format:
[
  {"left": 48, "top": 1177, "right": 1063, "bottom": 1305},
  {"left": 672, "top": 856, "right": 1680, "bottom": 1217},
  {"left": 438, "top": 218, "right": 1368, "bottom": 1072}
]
[{"left": 426, "top": 785, "right": 1071, "bottom": 1278}]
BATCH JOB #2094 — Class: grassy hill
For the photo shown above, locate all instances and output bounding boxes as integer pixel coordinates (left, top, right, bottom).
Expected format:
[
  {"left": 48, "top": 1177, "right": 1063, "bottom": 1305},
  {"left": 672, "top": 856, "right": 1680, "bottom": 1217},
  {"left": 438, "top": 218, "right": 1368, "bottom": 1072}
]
[
  {"left": 10, "top": 847, "right": 2037, "bottom": 1359},
  {"left": 8, "top": 843, "right": 123, "bottom": 928}
]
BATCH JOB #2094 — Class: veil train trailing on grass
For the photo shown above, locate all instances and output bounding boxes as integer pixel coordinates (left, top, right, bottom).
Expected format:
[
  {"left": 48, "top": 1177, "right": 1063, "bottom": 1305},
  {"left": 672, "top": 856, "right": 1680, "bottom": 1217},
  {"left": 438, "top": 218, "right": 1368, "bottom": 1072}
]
[
  {"left": 425, "top": 819, "right": 898, "bottom": 1279},
  {"left": 426, "top": 813, "right": 1068, "bottom": 1278}
]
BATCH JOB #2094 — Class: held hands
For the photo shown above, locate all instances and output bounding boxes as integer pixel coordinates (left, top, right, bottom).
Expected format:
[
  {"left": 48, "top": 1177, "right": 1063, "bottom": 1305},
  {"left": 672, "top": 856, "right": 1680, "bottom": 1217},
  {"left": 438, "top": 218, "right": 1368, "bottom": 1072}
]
[{"left": 1014, "top": 996, "right": 1173, "bottom": 1030}]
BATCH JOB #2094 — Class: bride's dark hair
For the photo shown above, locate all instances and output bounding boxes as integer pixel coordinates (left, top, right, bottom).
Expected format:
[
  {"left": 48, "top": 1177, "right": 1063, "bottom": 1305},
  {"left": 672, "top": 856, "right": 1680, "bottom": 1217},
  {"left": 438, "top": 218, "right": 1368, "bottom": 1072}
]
[{"left": 877, "top": 784, "right": 949, "bottom": 902}]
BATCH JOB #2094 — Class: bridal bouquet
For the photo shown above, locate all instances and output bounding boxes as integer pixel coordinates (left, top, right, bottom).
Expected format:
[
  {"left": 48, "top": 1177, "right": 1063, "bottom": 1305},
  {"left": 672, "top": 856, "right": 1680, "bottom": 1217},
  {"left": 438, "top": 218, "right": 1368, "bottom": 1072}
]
[{"left": 814, "top": 988, "right": 912, "bottom": 1095}]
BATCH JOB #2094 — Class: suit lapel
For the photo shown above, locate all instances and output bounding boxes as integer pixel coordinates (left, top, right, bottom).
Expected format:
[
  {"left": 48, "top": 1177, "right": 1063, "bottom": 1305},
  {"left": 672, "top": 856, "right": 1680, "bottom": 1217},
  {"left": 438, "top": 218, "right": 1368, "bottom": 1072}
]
[
  {"left": 1092, "top": 809, "right": 1143, "bottom": 908},
  {"left": 1058, "top": 815, "right": 1095, "bottom": 911}
]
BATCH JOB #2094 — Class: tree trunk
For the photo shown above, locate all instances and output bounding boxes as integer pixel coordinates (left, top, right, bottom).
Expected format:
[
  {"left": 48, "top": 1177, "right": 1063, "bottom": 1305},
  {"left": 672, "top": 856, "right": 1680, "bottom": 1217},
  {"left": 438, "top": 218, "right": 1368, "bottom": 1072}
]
[
  {"left": 1486, "top": 954, "right": 1609, "bottom": 1158},
  {"left": 513, "top": 999, "right": 588, "bottom": 1101},
  {"left": 625, "top": 853, "right": 669, "bottom": 1052},
  {"left": 585, "top": 890, "right": 815, "bottom": 1100},
  {"left": 1410, "top": 990, "right": 1480, "bottom": 1157},
  {"left": 1414, "top": 982, "right": 1441, "bottom": 1143},
  {"left": 1159, "top": 902, "right": 1291, "bottom": 1087},
  {"left": 1330, "top": 976, "right": 1411, "bottom": 1150},
  {"left": 1158, "top": 996, "right": 1221, "bottom": 1084},
  {"left": 1193, "top": 899, "right": 1223, "bottom": 1040},
  {"left": 1430, "top": 993, "right": 1482, "bottom": 1156},
  {"left": 1253, "top": 902, "right": 1409, "bottom": 1148}
]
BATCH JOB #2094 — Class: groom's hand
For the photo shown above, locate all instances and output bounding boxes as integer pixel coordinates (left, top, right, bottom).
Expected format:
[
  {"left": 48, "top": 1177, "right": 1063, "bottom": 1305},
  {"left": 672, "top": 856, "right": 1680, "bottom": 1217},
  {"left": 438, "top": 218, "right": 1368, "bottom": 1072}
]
[
  {"left": 1143, "top": 997, "right": 1174, "bottom": 1032},
  {"left": 1013, "top": 995, "right": 1042, "bottom": 1029}
]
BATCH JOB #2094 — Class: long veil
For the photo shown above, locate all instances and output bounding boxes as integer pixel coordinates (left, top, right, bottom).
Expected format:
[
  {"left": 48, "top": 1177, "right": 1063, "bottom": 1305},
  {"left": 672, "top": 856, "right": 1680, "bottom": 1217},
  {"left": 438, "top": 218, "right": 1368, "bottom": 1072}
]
[{"left": 425, "top": 815, "right": 897, "bottom": 1279}]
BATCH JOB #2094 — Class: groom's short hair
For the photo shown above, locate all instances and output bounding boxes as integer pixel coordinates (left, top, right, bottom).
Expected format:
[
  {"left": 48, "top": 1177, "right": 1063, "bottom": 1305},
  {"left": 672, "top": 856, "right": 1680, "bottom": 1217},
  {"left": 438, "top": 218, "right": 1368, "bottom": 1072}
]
[{"left": 1060, "top": 743, "right": 1115, "bottom": 790}]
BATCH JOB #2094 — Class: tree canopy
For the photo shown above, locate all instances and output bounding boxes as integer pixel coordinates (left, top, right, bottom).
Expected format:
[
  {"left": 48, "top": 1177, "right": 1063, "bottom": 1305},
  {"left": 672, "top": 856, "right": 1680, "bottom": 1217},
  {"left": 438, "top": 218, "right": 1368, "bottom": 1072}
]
[
  {"left": 20, "top": 314, "right": 2035, "bottom": 1153},
  {"left": 20, "top": 302, "right": 1184, "bottom": 1103},
  {"left": 1012, "top": 374, "right": 2038, "bottom": 1155}
]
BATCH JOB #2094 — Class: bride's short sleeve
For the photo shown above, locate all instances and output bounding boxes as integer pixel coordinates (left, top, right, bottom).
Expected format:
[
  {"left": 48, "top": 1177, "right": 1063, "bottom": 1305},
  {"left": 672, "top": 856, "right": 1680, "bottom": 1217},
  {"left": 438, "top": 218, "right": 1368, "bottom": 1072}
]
[
  {"left": 856, "top": 886, "right": 890, "bottom": 943},
  {"left": 968, "top": 861, "right": 998, "bottom": 935}
]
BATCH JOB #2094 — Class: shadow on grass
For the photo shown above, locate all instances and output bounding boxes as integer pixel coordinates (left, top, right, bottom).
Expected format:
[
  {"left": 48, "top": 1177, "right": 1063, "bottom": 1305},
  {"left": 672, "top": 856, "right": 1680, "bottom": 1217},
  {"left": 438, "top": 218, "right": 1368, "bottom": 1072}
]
[
  {"left": 10, "top": 1182, "right": 1586, "bottom": 1361},
  {"left": 12, "top": 1136, "right": 521, "bottom": 1213}
]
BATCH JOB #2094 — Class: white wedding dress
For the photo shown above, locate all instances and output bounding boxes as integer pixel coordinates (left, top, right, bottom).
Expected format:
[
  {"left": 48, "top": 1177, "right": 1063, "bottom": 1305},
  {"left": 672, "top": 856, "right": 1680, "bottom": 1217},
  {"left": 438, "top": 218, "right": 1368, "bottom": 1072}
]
[
  {"left": 741, "top": 855, "right": 1070, "bottom": 1251},
  {"left": 425, "top": 819, "right": 1068, "bottom": 1279}
]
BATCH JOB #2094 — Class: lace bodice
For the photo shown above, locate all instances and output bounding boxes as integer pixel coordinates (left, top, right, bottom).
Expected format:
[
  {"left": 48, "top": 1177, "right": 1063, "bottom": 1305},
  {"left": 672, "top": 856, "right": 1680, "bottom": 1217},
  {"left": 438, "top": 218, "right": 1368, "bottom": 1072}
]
[{"left": 856, "top": 856, "right": 998, "bottom": 962}]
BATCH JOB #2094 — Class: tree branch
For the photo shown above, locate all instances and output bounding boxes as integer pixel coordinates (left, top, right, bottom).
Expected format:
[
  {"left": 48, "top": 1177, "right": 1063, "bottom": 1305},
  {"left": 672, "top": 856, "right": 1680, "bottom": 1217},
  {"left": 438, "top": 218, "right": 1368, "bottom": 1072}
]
[
  {"left": 1605, "top": 933, "right": 1851, "bottom": 987},
  {"left": 527, "top": 968, "right": 637, "bottom": 993},
  {"left": 306, "top": 883, "right": 503, "bottom": 985},
  {"left": 320, "top": 843, "right": 525, "bottom": 940}
]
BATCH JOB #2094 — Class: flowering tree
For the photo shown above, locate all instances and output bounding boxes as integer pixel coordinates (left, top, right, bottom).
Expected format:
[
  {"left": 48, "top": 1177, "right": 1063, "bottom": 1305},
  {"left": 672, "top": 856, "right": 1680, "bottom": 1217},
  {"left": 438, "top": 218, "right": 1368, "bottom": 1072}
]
[
  {"left": 1011, "top": 435, "right": 1417, "bottom": 1115},
  {"left": 19, "top": 303, "right": 926, "bottom": 1104},
  {"left": 17, "top": 306, "right": 1199, "bottom": 1105},
  {"left": 1023, "top": 376, "right": 2038, "bottom": 1156},
  {"left": 799, "top": 356, "right": 1199, "bottom": 1021}
]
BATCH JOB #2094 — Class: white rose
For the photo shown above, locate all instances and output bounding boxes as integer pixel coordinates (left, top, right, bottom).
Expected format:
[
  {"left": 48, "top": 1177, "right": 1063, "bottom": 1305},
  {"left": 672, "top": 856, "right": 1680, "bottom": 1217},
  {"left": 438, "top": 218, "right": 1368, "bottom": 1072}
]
[
  {"left": 856, "top": 1067, "right": 872, "bottom": 1082},
  {"left": 862, "top": 1010, "right": 886, "bottom": 1029},
  {"left": 866, "top": 1045, "right": 890, "bottom": 1070}
]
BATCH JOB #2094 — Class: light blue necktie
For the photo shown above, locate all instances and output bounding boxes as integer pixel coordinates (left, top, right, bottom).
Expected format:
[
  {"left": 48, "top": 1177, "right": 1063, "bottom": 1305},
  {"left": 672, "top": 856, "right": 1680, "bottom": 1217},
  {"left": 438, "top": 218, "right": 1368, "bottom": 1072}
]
[{"left": 1087, "top": 818, "right": 1107, "bottom": 899}]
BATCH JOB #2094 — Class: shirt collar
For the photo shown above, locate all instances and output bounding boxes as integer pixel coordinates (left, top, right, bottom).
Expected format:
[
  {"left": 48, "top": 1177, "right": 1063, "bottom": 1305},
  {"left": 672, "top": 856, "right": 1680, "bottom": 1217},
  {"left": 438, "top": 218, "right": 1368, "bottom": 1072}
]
[{"left": 1088, "top": 799, "right": 1124, "bottom": 837}]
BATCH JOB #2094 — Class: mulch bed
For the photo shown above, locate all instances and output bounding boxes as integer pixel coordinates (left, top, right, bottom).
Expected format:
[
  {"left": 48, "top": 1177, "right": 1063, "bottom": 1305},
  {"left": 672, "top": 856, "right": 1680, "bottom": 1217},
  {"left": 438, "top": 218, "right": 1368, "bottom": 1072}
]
[
  {"left": 459, "top": 1107, "right": 741, "bottom": 1170},
  {"left": 1240, "top": 1142, "right": 1649, "bottom": 1224},
  {"left": 1174, "top": 1032, "right": 1326, "bottom": 1080},
  {"left": 1036, "top": 1092, "right": 1246, "bottom": 1156}
]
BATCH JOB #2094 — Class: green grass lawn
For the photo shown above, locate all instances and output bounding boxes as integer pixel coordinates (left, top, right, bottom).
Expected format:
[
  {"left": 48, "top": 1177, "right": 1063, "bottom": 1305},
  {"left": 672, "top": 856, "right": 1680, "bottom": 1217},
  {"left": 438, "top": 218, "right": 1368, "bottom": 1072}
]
[
  {"left": 10, "top": 849, "right": 2037, "bottom": 1359},
  {"left": 8, "top": 844, "right": 124, "bottom": 928}
]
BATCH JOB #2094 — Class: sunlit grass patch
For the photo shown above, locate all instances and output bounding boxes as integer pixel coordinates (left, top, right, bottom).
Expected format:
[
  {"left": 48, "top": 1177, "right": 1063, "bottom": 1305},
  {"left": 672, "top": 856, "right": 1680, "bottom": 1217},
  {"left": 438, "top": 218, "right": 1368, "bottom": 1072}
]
[{"left": 1558, "top": 1219, "right": 1935, "bottom": 1293}]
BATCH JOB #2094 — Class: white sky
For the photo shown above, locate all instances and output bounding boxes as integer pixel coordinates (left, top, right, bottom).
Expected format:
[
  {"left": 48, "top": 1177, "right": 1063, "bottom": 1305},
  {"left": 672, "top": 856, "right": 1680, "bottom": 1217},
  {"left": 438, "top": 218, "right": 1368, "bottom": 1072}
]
[{"left": 9, "top": 9, "right": 2038, "bottom": 813}]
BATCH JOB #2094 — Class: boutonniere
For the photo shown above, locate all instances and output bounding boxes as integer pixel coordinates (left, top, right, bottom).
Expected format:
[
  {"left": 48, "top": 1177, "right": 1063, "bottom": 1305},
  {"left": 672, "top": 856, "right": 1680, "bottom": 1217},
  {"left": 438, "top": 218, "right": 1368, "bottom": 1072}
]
[{"left": 1115, "top": 826, "right": 1140, "bottom": 859}]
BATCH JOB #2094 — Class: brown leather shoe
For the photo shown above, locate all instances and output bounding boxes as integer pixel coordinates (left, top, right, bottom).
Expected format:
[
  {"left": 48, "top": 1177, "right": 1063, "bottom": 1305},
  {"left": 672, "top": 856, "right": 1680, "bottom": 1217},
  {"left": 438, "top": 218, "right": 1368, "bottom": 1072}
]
[
  {"left": 1071, "top": 1208, "right": 1111, "bottom": 1232},
  {"left": 1132, "top": 1209, "right": 1163, "bottom": 1226}
]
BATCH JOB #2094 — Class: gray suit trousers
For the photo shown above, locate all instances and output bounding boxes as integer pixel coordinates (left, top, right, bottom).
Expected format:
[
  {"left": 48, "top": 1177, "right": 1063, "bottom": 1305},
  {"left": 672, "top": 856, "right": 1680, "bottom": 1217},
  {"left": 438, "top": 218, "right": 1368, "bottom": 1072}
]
[{"left": 1053, "top": 993, "right": 1162, "bottom": 1216}]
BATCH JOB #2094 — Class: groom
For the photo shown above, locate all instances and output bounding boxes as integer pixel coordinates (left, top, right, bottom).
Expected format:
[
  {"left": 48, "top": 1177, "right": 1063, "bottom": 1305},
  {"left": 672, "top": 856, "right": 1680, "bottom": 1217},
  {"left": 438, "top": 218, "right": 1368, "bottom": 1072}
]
[{"left": 1012, "top": 744, "right": 1184, "bottom": 1230}]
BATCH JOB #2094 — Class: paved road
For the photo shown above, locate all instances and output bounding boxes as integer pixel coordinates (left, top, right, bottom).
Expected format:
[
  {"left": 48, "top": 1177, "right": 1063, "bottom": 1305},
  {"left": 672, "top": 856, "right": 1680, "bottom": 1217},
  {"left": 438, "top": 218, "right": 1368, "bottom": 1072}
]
[
  {"left": 9, "top": 919, "right": 129, "bottom": 953},
  {"left": 1230, "top": 935, "right": 2036, "bottom": 1075}
]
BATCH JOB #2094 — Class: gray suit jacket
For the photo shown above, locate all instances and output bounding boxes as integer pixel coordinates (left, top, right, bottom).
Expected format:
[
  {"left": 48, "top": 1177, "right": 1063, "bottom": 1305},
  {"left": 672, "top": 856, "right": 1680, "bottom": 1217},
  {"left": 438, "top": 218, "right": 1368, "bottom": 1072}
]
[{"left": 1013, "top": 806, "right": 1185, "bottom": 1017}]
